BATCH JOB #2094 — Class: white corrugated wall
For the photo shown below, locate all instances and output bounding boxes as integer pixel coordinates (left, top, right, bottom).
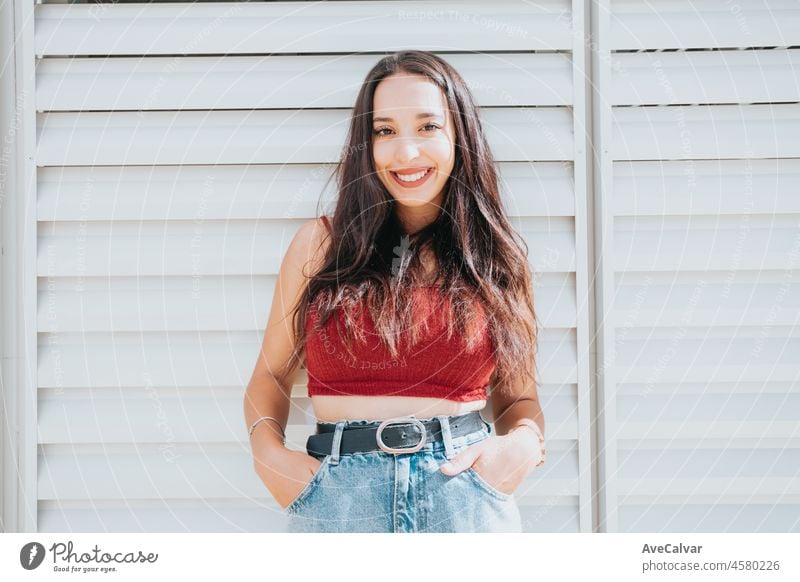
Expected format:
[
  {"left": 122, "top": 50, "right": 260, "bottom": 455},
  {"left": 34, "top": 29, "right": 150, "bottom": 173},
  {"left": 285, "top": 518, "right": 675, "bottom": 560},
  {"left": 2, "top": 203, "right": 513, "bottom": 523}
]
[
  {"left": 3, "top": 0, "right": 795, "bottom": 533},
  {"left": 594, "top": 0, "right": 800, "bottom": 532},
  {"left": 28, "top": 0, "right": 593, "bottom": 532}
]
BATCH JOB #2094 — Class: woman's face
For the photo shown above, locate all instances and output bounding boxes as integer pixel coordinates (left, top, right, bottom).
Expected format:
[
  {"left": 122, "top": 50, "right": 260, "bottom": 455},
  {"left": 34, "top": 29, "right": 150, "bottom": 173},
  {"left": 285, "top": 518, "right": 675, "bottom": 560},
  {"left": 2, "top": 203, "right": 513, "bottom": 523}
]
[{"left": 371, "top": 73, "right": 456, "bottom": 214}]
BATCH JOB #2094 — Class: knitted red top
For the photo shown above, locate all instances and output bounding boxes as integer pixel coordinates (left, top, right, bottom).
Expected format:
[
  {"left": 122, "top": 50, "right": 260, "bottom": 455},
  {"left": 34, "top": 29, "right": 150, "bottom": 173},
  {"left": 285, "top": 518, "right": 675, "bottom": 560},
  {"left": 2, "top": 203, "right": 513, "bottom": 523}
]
[{"left": 304, "top": 217, "right": 496, "bottom": 402}]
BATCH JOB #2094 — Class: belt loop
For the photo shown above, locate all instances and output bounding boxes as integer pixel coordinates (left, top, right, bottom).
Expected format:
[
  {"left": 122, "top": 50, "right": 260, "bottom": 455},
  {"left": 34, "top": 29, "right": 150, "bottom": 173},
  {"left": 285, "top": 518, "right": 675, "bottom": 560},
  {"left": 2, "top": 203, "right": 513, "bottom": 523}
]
[
  {"left": 435, "top": 415, "right": 456, "bottom": 460},
  {"left": 329, "top": 420, "right": 346, "bottom": 465}
]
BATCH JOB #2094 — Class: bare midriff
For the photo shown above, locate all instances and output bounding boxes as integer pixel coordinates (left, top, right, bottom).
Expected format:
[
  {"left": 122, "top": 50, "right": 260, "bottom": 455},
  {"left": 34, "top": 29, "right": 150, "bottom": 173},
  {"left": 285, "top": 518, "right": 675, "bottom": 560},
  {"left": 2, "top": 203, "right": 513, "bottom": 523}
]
[{"left": 310, "top": 394, "right": 487, "bottom": 423}]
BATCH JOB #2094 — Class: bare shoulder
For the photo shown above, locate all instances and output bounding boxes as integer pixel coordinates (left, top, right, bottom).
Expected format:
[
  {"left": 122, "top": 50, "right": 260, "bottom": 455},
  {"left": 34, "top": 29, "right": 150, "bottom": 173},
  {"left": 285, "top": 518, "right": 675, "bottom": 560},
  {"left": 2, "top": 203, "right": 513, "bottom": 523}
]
[
  {"left": 250, "top": 216, "right": 332, "bottom": 391},
  {"left": 285, "top": 216, "right": 333, "bottom": 279}
]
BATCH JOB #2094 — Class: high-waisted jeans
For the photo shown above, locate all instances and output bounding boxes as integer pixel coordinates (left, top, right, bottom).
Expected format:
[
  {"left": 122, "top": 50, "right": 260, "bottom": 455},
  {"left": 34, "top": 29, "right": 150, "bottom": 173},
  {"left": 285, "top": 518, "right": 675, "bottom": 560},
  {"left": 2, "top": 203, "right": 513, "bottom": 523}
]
[{"left": 283, "top": 414, "right": 523, "bottom": 533}]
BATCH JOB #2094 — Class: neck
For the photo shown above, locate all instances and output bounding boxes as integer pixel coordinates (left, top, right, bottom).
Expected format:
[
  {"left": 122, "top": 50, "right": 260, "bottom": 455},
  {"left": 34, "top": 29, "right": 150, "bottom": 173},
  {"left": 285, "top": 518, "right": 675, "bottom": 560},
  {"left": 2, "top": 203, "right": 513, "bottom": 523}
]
[{"left": 395, "top": 206, "right": 440, "bottom": 234}]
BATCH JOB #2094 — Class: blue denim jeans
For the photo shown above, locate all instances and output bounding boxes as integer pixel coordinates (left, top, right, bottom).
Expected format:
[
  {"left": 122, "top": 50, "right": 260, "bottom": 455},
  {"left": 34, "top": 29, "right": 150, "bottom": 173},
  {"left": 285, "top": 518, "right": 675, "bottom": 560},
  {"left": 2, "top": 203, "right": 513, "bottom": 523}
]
[{"left": 284, "top": 414, "right": 523, "bottom": 533}]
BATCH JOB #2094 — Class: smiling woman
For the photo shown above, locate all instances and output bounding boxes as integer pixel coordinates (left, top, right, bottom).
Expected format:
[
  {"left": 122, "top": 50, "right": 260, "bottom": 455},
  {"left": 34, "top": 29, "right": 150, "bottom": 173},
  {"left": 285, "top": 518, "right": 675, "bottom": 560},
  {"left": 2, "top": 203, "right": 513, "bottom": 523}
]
[
  {"left": 370, "top": 76, "right": 456, "bottom": 225},
  {"left": 243, "top": 50, "right": 544, "bottom": 533}
]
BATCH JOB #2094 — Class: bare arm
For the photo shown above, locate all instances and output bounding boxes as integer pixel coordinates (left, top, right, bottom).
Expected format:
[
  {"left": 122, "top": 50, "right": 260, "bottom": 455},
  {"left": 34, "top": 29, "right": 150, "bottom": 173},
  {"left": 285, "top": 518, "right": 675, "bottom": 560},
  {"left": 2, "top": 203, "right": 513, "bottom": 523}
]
[
  {"left": 486, "top": 362, "right": 544, "bottom": 439},
  {"left": 485, "top": 370, "right": 545, "bottom": 469},
  {"left": 489, "top": 382, "right": 544, "bottom": 438},
  {"left": 243, "top": 217, "right": 331, "bottom": 459}
]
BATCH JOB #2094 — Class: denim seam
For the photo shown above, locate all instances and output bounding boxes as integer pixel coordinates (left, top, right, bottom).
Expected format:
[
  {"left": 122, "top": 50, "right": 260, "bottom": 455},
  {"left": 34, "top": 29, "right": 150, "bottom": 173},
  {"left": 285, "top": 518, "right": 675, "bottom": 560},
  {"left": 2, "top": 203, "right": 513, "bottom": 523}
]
[
  {"left": 284, "top": 455, "right": 330, "bottom": 514},
  {"left": 392, "top": 455, "right": 400, "bottom": 533},
  {"left": 464, "top": 466, "right": 513, "bottom": 501}
]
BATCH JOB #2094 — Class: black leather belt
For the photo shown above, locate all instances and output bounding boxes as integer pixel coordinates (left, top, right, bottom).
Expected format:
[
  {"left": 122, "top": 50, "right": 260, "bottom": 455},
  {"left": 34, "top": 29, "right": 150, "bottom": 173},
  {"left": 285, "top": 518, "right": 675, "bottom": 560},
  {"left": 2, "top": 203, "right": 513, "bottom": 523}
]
[{"left": 306, "top": 410, "right": 486, "bottom": 460}]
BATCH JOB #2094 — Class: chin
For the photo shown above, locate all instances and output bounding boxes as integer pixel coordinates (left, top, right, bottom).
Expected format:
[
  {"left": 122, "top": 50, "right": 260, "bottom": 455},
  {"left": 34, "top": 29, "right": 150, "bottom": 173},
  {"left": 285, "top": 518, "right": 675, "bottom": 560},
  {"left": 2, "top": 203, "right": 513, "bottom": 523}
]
[{"left": 392, "top": 196, "right": 439, "bottom": 208}]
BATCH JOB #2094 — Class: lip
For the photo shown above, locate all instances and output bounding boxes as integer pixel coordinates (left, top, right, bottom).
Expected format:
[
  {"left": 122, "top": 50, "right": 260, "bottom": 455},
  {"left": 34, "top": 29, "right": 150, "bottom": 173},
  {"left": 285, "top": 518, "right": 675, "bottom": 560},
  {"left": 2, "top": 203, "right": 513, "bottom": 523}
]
[
  {"left": 391, "top": 166, "right": 432, "bottom": 175},
  {"left": 389, "top": 167, "right": 434, "bottom": 188}
]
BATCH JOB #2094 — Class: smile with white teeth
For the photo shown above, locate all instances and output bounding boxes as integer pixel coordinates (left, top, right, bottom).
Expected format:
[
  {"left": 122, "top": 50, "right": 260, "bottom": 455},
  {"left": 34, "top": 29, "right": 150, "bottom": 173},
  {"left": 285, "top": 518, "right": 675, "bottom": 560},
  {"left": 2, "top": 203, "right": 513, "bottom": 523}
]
[{"left": 393, "top": 168, "right": 431, "bottom": 182}]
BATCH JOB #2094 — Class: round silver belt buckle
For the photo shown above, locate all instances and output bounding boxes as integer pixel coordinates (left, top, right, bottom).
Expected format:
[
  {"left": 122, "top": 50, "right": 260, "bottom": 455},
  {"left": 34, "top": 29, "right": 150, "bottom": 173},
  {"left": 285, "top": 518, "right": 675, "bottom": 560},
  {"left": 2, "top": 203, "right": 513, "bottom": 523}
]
[{"left": 375, "top": 416, "right": 426, "bottom": 454}]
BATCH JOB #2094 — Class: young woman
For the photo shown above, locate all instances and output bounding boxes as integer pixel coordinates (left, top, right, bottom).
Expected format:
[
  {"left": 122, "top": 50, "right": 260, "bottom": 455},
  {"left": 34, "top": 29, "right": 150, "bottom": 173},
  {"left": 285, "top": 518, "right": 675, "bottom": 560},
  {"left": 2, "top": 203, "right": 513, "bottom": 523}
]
[{"left": 243, "top": 50, "right": 545, "bottom": 533}]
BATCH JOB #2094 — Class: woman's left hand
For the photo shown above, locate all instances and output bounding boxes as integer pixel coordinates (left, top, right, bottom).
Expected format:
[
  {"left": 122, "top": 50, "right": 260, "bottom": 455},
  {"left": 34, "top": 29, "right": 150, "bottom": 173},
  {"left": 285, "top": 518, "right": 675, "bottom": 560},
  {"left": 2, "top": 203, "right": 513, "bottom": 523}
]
[{"left": 439, "top": 429, "right": 543, "bottom": 495}]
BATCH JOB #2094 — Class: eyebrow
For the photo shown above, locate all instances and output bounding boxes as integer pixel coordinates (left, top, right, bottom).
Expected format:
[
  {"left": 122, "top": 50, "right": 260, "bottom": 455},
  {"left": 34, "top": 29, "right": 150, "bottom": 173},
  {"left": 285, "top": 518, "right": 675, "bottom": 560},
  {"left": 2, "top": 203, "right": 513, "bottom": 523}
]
[{"left": 372, "top": 112, "right": 444, "bottom": 123}]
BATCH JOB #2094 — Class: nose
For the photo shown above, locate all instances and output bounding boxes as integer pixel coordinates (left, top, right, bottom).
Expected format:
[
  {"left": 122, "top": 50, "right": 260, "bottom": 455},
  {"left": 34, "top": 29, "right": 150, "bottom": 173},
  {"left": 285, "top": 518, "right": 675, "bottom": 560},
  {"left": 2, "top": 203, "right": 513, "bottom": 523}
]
[{"left": 395, "top": 138, "right": 421, "bottom": 164}]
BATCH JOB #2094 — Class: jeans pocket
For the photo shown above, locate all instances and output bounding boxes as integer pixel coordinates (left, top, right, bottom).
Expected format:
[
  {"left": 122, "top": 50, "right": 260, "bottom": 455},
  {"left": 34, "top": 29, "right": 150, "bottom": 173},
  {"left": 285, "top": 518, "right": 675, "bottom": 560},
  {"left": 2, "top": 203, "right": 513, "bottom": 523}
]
[
  {"left": 284, "top": 455, "right": 331, "bottom": 514},
  {"left": 464, "top": 466, "right": 514, "bottom": 502}
]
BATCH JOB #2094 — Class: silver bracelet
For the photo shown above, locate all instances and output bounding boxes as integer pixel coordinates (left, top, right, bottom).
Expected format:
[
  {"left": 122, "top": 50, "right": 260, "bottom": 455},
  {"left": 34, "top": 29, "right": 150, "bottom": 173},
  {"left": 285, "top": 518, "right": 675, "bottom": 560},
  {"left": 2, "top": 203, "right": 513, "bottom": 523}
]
[
  {"left": 248, "top": 416, "right": 286, "bottom": 441},
  {"left": 511, "top": 421, "right": 546, "bottom": 467}
]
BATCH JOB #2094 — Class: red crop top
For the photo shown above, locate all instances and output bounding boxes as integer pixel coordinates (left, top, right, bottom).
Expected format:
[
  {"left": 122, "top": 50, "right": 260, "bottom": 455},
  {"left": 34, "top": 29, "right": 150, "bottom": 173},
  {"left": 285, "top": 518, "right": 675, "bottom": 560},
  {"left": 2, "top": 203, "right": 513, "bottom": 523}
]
[{"left": 304, "top": 216, "right": 496, "bottom": 402}]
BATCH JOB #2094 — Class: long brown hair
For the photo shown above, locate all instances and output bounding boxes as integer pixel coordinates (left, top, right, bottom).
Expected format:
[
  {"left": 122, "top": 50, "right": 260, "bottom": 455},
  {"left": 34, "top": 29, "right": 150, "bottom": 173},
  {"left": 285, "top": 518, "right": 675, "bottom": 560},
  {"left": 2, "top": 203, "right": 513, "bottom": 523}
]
[{"left": 279, "top": 50, "right": 538, "bottom": 397}]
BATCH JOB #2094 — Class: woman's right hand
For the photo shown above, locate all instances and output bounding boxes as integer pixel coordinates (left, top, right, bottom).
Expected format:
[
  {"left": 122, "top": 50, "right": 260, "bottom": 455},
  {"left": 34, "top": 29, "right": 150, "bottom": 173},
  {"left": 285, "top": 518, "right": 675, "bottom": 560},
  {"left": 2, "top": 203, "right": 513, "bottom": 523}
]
[{"left": 252, "top": 446, "right": 325, "bottom": 509}]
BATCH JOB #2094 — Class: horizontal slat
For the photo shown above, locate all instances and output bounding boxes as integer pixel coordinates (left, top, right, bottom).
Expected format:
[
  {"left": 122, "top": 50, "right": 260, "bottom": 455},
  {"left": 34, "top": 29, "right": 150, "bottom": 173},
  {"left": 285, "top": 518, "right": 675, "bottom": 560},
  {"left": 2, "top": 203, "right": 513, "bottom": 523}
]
[
  {"left": 618, "top": 477, "right": 800, "bottom": 497},
  {"left": 37, "top": 393, "right": 318, "bottom": 445},
  {"left": 614, "top": 278, "right": 800, "bottom": 328},
  {"left": 619, "top": 421, "right": 800, "bottom": 441},
  {"left": 611, "top": 0, "right": 800, "bottom": 50},
  {"left": 621, "top": 495, "right": 800, "bottom": 506},
  {"left": 37, "top": 108, "right": 574, "bottom": 166},
  {"left": 615, "top": 214, "right": 800, "bottom": 272},
  {"left": 37, "top": 216, "right": 576, "bottom": 276},
  {"left": 614, "top": 336, "right": 799, "bottom": 384},
  {"left": 36, "top": 500, "right": 586, "bottom": 534},
  {"left": 38, "top": 501, "right": 292, "bottom": 533},
  {"left": 37, "top": 53, "right": 573, "bottom": 111},
  {"left": 616, "top": 378, "right": 799, "bottom": 397},
  {"left": 52, "top": 494, "right": 792, "bottom": 533},
  {"left": 619, "top": 502, "right": 800, "bottom": 532},
  {"left": 613, "top": 159, "right": 800, "bottom": 216},
  {"left": 39, "top": 449, "right": 257, "bottom": 500},
  {"left": 37, "top": 395, "right": 575, "bottom": 446},
  {"left": 36, "top": 329, "right": 579, "bottom": 388},
  {"left": 39, "top": 490, "right": 582, "bottom": 534},
  {"left": 613, "top": 104, "right": 800, "bottom": 161},
  {"left": 617, "top": 393, "right": 800, "bottom": 424},
  {"left": 618, "top": 448, "right": 800, "bottom": 481},
  {"left": 618, "top": 436, "right": 800, "bottom": 449},
  {"left": 38, "top": 378, "right": 577, "bottom": 406},
  {"left": 38, "top": 446, "right": 579, "bottom": 501},
  {"left": 37, "top": 161, "right": 576, "bottom": 221},
  {"left": 519, "top": 503, "right": 580, "bottom": 532},
  {"left": 35, "top": 1, "right": 573, "bottom": 56},
  {"left": 37, "top": 273, "right": 577, "bottom": 332},
  {"left": 612, "top": 49, "right": 800, "bottom": 106}
]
